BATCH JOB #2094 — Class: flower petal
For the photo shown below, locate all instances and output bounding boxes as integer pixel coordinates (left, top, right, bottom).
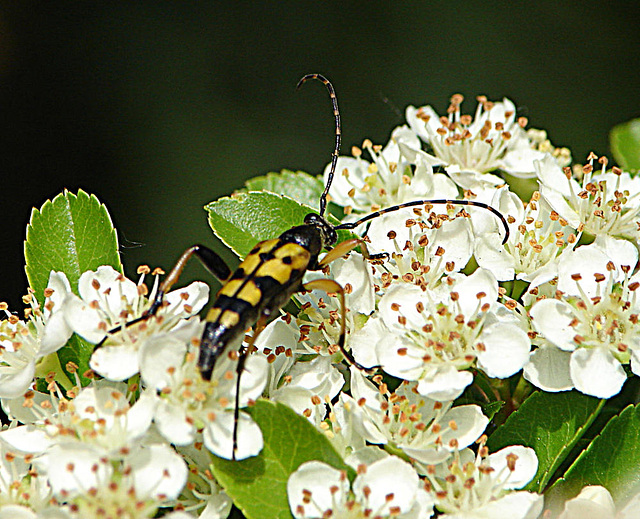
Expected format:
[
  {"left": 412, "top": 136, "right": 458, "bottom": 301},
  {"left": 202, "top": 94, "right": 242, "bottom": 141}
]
[
  {"left": 416, "top": 365, "right": 473, "bottom": 401},
  {"left": 203, "top": 410, "right": 263, "bottom": 460},
  {"left": 570, "top": 348, "right": 627, "bottom": 399},
  {"left": 353, "top": 456, "right": 419, "bottom": 515},
  {"left": 89, "top": 343, "right": 140, "bottom": 381},
  {"left": 530, "top": 299, "right": 578, "bottom": 351},
  {"left": 287, "top": 461, "right": 347, "bottom": 519},
  {"left": 129, "top": 444, "right": 187, "bottom": 500},
  {"left": 476, "top": 323, "right": 531, "bottom": 378},
  {"left": 523, "top": 343, "right": 574, "bottom": 392}
]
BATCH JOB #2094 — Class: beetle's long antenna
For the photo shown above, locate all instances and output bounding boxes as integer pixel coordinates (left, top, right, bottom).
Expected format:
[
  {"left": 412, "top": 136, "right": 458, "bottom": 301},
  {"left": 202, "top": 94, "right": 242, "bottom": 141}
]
[
  {"left": 335, "top": 199, "right": 511, "bottom": 245},
  {"left": 296, "top": 73, "right": 341, "bottom": 218}
]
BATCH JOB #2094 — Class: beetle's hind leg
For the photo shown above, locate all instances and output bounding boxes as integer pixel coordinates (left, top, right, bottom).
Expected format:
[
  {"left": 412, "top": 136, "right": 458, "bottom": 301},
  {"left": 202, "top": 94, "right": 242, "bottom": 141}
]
[{"left": 230, "top": 312, "right": 268, "bottom": 460}]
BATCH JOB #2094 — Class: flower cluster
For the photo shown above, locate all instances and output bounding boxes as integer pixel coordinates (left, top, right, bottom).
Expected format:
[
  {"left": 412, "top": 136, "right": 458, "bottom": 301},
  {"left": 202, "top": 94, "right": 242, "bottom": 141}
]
[{"left": 2, "top": 91, "right": 638, "bottom": 518}]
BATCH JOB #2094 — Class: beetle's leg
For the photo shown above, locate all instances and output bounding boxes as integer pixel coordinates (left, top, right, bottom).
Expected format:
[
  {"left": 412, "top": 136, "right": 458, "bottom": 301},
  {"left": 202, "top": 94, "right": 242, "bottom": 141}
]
[
  {"left": 97, "top": 244, "right": 232, "bottom": 347},
  {"left": 231, "top": 312, "right": 268, "bottom": 460},
  {"left": 302, "top": 278, "right": 378, "bottom": 374},
  {"left": 146, "top": 245, "right": 232, "bottom": 316},
  {"left": 319, "top": 238, "right": 388, "bottom": 267}
]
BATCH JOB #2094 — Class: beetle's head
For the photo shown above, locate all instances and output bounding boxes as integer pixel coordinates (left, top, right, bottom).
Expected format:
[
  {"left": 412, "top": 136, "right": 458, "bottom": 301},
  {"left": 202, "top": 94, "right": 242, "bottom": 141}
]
[{"left": 304, "top": 213, "right": 338, "bottom": 248}]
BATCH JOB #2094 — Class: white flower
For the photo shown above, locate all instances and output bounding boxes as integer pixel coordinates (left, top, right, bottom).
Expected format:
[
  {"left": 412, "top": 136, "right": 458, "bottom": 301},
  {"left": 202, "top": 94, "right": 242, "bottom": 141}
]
[
  {"left": 426, "top": 445, "right": 542, "bottom": 519},
  {"left": 527, "top": 238, "right": 640, "bottom": 398},
  {"left": 252, "top": 314, "right": 345, "bottom": 427},
  {"left": 294, "top": 253, "right": 375, "bottom": 360},
  {"left": 324, "top": 126, "right": 456, "bottom": 215},
  {"left": 342, "top": 368, "right": 488, "bottom": 464},
  {"left": 287, "top": 457, "right": 434, "bottom": 519},
  {"left": 138, "top": 325, "right": 267, "bottom": 460},
  {"left": 474, "top": 189, "right": 578, "bottom": 284},
  {"left": 406, "top": 94, "right": 539, "bottom": 189},
  {"left": 522, "top": 341, "right": 574, "bottom": 393},
  {"left": 351, "top": 269, "right": 531, "bottom": 400},
  {"left": 557, "top": 485, "right": 640, "bottom": 519},
  {"left": 366, "top": 206, "right": 475, "bottom": 290},
  {"left": 0, "top": 272, "right": 73, "bottom": 398},
  {"left": 270, "top": 355, "right": 344, "bottom": 427},
  {"left": 62, "top": 265, "right": 208, "bottom": 380},
  {"left": 39, "top": 443, "right": 187, "bottom": 515},
  {"left": 0, "top": 437, "right": 53, "bottom": 513},
  {"left": 321, "top": 394, "right": 379, "bottom": 467},
  {"left": 555, "top": 235, "right": 637, "bottom": 299},
  {"left": 175, "top": 442, "right": 233, "bottom": 519},
  {"left": 537, "top": 153, "right": 640, "bottom": 240},
  {"left": 502, "top": 127, "right": 571, "bottom": 179},
  {"left": 0, "top": 384, "right": 156, "bottom": 459}
]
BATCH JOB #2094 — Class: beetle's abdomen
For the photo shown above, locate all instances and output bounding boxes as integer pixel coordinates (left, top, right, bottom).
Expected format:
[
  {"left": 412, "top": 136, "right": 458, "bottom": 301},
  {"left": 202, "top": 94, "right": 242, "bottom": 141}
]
[{"left": 198, "top": 237, "right": 313, "bottom": 379}]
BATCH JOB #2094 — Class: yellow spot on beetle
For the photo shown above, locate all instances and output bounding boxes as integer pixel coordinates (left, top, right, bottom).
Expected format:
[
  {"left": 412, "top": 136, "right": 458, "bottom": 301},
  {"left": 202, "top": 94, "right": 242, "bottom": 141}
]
[
  {"left": 219, "top": 310, "right": 240, "bottom": 329},
  {"left": 219, "top": 280, "right": 262, "bottom": 306}
]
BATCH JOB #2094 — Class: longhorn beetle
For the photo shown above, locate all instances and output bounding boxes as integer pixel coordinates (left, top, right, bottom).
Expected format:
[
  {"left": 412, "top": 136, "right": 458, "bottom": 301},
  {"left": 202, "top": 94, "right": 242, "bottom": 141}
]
[{"left": 100, "top": 74, "right": 510, "bottom": 459}]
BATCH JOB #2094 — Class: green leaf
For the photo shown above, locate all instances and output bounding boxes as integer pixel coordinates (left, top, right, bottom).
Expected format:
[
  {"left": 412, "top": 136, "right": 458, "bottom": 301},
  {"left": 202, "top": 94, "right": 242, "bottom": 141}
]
[
  {"left": 486, "top": 391, "right": 604, "bottom": 493},
  {"left": 56, "top": 335, "right": 95, "bottom": 387},
  {"left": 545, "top": 403, "right": 640, "bottom": 513},
  {"left": 243, "top": 170, "right": 325, "bottom": 209},
  {"left": 205, "top": 191, "right": 352, "bottom": 259},
  {"left": 24, "top": 190, "right": 122, "bottom": 386},
  {"left": 210, "top": 400, "right": 348, "bottom": 519},
  {"left": 481, "top": 400, "right": 505, "bottom": 422},
  {"left": 25, "top": 189, "right": 122, "bottom": 303},
  {"left": 610, "top": 118, "right": 640, "bottom": 172}
]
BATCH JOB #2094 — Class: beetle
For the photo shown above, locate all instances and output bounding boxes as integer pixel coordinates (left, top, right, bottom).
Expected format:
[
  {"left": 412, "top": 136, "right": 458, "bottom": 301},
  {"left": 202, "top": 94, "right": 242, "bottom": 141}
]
[{"left": 101, "top": 74, "right": 510, "bottom": 458}]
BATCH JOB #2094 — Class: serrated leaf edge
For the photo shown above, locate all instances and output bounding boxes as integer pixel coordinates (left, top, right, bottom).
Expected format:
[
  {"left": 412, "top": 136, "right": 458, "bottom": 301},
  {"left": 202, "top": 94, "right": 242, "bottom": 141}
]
[{"left": 205, "top": 191, "right": 320, "bottom": 259}]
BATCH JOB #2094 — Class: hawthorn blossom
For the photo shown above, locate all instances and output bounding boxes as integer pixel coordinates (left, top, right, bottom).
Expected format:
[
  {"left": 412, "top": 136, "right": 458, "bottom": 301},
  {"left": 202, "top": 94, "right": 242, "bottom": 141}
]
[
  {"left": 350, "top": 268, "right": 531, "bottom": 400},
  {"left": 341, "top": 368, "right": 488, "bottom": 464},
  {"left": 0, "top": 272, "right": 73, "bottom": 398},
  {"left": 0, "top": 383, "right": 156, "bottom": 460},
  {"left": 502, "top": 128, "right": 572, "bottom": 177},
  {"left": 406, "top": 94, "right": 566, "bottom": 188},
  {"left": 0, "top": 386, "right": 182, "bottom": 517},
  {"left": 474, "top": 189, "right": 578, "bottom": 284},
  {"left": 424, "top": 445, "right": 542, "bottom": 519},
  {"left": 526, "top": 236, "right": 640, "bottom": 398},
  {"left": 287, "top": 457, "right": 434, "bottom": 519},
  {"left": 39, "top": 443, "right": 187, "bottom": 516},
  {"left": 62, "top": 265, "right": 208, "bottom": 380},
  {"left": 175, "top": 442, "right": 233, "bottom": 519},
  {"left": 293, "top": 253, "right": 375, "bottom": 361},
  {"left": 0, "top": 439, "right": 53, "bottom": 514},
  {"left": 366, "top": 206, "right": 475, "bottom": 290},
  {"left": 269, "top": 355, "right": 344, "bottom": 427},
  {"left": 252, "top": 304, "right": 345, "bottom": 426},
  {"left": 536, "top": 153, "right": 640, "bottom": 240},
  {"left": 557, "top": 485, "right": 640, "bottom": 519},
  {"left": 323, "top": 125, "right": 451, "bottom": 215},
  {"left": 138, "top": 325, "right": 267, "bottom": 460}
]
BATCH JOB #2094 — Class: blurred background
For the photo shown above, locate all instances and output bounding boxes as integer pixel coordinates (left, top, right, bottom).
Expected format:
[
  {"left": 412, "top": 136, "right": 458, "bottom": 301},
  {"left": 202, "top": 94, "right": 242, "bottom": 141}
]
[{"left": 2, "top": 2, "right": 640, "bottom": 309}]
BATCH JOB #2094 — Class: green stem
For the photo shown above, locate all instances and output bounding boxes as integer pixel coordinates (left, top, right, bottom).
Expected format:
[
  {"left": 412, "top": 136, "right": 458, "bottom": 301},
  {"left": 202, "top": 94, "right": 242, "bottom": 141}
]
[
  {"left": 383, "top": 443, "right": 412, "bottom": 463},
  {"left": 510, "top": 279, "right": 530, "bottom": 302},
  {"left": 511, "top": 374, "right": 533, "bottom": 409}
]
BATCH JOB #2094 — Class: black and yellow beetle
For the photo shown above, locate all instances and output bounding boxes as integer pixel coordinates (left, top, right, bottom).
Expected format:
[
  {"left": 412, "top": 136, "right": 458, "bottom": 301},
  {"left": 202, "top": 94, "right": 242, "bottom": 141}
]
[{"left": 106, "top": 74, "right": 510, "bottom": 458}]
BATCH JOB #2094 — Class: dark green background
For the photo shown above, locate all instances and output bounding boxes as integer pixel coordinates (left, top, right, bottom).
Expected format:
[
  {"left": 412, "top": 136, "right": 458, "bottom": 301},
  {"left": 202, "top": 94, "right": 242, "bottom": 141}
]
[{"left": 2, "top": 2, "right": 639, "bottom": 309}]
